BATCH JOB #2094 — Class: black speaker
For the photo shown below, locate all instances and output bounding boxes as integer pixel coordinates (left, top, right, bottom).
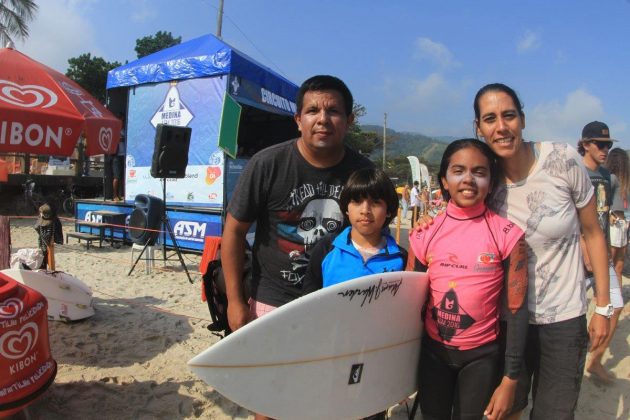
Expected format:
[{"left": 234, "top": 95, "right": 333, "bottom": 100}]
[
  {"left": 150, "top": 124, "right": 192, "bottom": 178},
  {"left": 128, "top": 194, "right": 164, "bottom": 245}
]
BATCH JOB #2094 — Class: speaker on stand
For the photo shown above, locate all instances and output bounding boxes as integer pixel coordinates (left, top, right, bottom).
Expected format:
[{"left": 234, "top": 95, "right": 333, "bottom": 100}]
[
  {"left": 128, "top": 124, "right": 192, "bottom": 283},
  {"left": 150, "top": 124, "right": 191, "bottom": 178}
]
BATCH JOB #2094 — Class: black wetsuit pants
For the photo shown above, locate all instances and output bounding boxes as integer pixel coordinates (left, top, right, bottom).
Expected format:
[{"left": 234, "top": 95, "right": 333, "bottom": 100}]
[{"left": 418, "top": 336, "right": 500, "bottom": 420}]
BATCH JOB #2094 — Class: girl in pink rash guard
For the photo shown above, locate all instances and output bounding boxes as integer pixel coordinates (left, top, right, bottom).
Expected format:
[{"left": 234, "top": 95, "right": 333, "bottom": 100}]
[{"left": 408, "top": 139, "right": 528, "bottom": 420}]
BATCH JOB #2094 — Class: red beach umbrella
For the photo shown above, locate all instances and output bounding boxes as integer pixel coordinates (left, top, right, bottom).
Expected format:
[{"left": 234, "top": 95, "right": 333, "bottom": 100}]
[{"left": 0, "top": 47, "right": 121, "bottom": 157}]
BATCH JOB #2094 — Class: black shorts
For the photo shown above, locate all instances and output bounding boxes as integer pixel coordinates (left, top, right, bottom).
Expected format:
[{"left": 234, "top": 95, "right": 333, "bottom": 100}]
[
  {"left": 112, "top": 156, "right": 124, "bottom": 179},
  {"left": 418, "top": 336, "right": 501, "bottom": 420},
  {"left": 511, "top": 315, "right": 588, "bottom": 419}
]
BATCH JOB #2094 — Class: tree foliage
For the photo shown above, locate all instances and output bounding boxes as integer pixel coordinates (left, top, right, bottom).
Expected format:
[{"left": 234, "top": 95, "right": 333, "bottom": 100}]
[
  {"left": 135, "top": 30, "right": 181, "bottom": 58},
  {"left": 64, "top": 31, "right": 181, "bottom": 104},
  {"left": 0, "top": 0, "right": 38, "bottom": 46},
  {"left": 345, "top": 103, "right": 378, "bottom": 156},
  {"left": 65, "top": 53, "right": 121, "bottom": 103}
]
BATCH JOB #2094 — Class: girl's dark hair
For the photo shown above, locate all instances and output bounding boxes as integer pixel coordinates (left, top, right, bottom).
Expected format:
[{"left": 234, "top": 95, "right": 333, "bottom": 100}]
[
  {"left": 438, "top": 138, "right": 499, "bottom": 203},
  {"left": 605, "top": 148, "right": 630, "bottom": 203},
  {"left": 340, "top": 167, "right": 399, "bottom": 226},
  {"left": 473, "top": 83, "right": 524, "bottom": 127}
]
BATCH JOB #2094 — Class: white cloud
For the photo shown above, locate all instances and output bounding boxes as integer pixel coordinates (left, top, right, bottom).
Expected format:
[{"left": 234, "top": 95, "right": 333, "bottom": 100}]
[
  {"left": 411, "top": 73, "right": 449, "bottom": 103},
  {"left": 413, "top": 37, "right": 458, "bottom": 68},
  {"left": 517, "top": 30, "right": 541, "bottom": 53},
  {"left": 555, "top": 50, "right": 567, "bottom": 64},
  {"left": 526, "top": 89, "right": 604, "bottom": 142},
  {"left": 15, "top": 1, "right": 101, "bottom": 73},
  {"left": 609, "top": 122, "right": 627, "bottom": 139},
  {"left": 131, "top": 0, "right": 158, "bottom": 23},
  {"left": 381, "top": 73, "right": 470, "bottom": 136}
]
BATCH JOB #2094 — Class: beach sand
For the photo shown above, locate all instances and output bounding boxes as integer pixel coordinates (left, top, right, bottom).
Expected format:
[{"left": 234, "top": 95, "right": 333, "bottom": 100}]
[{"left": 4, "top": 217, "right": 630, "bottom": 419}]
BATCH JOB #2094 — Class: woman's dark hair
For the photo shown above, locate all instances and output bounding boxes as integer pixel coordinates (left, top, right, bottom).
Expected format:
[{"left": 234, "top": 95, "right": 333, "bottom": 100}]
[
  {"left": 340, "top": 167, "right": 399, "bottom": 226},
  {"left": 438, "top": 138, "right": 499, "bottom": 203},
  {"left": 605, "top": 148, "right": 630, "bottom": 203},
  {"left": 296, "top": 75, "right": 353, "bottom": 116},
  {"left": 473, "top": 83, "right": 524, "bottom": 124}
]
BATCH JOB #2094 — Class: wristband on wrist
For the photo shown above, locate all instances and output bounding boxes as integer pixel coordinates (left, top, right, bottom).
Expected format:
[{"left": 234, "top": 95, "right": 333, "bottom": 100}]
[{"left": 594, "top": 303, "right": 614, "bottom": 319}]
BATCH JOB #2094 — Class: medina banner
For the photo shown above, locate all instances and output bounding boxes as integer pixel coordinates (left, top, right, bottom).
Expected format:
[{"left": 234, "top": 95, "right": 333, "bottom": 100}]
[{"left": 125, "top": 77, "right": 226, "bottom": 208}]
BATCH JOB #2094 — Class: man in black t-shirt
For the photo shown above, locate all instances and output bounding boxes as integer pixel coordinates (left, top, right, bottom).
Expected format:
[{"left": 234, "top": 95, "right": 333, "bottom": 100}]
[{"left": 222, "top": 75, "right": 373, "bottom": 336}]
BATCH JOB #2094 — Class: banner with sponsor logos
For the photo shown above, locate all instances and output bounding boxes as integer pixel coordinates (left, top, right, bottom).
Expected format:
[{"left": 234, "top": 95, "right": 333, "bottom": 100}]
[
  {"left": 125, "top": 77, "right": 226, "bottom": 207},
  {"left": 162, "top": 209, "right": 222, "bottom": 250},
  {"left": 226, "top": 75, "right": 296, "bottom": 117},
  {"left": 75, "top": 201, "right": 221, "bottom": 252}
]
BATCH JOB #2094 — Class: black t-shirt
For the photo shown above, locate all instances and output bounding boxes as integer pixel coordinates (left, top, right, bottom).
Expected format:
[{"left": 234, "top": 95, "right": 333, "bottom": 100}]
[{"left": 227, "top": 139, "right": 373, "bottom": 306}]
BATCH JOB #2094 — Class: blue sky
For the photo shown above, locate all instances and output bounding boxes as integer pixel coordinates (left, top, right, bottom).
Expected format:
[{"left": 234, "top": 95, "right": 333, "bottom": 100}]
[{"left": 16, "top": 0, "right": 630, "bottom": 148}]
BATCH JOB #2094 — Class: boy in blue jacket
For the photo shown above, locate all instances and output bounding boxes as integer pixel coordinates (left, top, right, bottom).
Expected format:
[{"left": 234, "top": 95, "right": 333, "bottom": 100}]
[{"left": 304, "top": 167, "right": 407, "bottom": 293}]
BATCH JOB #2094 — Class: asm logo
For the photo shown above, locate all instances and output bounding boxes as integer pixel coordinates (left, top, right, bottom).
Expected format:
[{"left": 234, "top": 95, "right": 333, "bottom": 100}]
[
  {"left": 84, "top": 211, "right": 102, "bottom": 223},
  {"left": 173, "top": 221, "right": 206, "bottom": 242}
]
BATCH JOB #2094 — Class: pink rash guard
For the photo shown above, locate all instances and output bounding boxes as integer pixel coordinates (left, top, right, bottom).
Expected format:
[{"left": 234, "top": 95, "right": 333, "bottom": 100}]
[{"left": 410, "top": 200, "right": 523, "bottom": 350}]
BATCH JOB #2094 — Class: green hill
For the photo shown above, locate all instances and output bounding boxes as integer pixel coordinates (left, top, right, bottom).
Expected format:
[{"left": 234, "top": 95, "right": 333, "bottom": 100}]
[{"left": 360, "top": 125, "right": 450, "bottom": 165}]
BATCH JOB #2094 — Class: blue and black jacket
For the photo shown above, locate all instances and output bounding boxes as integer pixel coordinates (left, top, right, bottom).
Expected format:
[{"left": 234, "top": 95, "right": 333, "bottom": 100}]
[{"left": 302, "top": 226, "right": 407, "bottom": 295}]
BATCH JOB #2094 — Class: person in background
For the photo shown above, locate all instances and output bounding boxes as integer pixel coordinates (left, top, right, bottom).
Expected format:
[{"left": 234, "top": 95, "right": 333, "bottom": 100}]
[
  {"left": 112, "top": 115, "right": 126, "bottom": 201},
  {"left": 409, "top": 180, "right": 421, "bottom": 223},
  {"left": 34, "top": 203, "right": 63, "bottom": 270},
  {"left": 577, "top": 121, "right": 625, "bottom": 384},
  {"left": 605, "top": 147, "right": 630, "bottom": 280},
  {"left": 408, "top": 139, "right": 528, "bottom": 420},
  {"left": 420, "top": 185, "right": 430, "bottom": 216},
  {"left": 221, "top": 75, "right": 372, "bottom": 420},
  {"left": 402, "top": 183, "right": 411, "bottom": 220}
]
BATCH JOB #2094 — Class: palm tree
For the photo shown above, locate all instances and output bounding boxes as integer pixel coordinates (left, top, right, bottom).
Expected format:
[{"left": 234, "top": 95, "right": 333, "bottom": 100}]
[{"left": 0, "top": 0, "right": 38, "bottom": 47}]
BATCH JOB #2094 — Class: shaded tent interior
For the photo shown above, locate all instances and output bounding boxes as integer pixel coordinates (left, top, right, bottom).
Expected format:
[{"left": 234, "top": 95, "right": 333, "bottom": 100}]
[{"left": 107, "top": 87, "right": 298, "bottom": 160}]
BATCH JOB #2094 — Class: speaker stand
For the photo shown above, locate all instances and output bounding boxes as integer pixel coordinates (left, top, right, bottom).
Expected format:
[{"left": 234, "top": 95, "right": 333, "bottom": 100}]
[
  {"left": 128, "top": 237, "right": 154, "bottom": 276},
  {"left": 128, "top": 179, "right": 193, "bottom": 283}
]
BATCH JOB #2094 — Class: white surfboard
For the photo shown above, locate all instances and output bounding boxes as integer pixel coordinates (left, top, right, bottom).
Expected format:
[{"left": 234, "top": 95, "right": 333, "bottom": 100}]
[
  {"left": 189, "top": 271, "right": 428, "bottom": 420},
  {"left": 1, "top": 268, "right": 95, "bottom": 321}
]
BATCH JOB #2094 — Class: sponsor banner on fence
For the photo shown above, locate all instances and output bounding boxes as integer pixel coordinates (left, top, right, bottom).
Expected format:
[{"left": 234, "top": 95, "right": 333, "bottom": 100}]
[{"left": 75, "top": 201, "right": 221, "bottom": 252}]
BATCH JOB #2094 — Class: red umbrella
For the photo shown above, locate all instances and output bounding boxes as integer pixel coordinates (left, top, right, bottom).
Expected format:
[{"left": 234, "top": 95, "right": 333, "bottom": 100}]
[{"left": 0, "top": 47, "right": 121, "bottom": 157}]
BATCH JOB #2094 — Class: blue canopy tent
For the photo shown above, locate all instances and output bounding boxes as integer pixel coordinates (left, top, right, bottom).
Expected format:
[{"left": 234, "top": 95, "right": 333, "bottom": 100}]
[
  {"left": 106, "top": 33, "right": 298, "bottom": 115},
  {"left": 78, "top": 34, "right": 301, "bottom": 251}
]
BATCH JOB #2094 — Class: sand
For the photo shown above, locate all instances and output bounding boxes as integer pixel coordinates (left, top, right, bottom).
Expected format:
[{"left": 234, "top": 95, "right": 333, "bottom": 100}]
[{"left": 3, "top": 217, "right": 630, "bottom": 419}]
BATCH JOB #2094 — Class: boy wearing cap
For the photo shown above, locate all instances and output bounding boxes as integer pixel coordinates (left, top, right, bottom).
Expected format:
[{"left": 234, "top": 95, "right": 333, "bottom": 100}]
[{"left": 578, "top": 120, "right": 624, "bottom": 384}]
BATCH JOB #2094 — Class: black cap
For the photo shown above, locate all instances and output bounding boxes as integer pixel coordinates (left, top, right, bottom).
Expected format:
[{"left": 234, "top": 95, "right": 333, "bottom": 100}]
[{"left": 581, "top": 121, "right": 617, "bottom": 142}]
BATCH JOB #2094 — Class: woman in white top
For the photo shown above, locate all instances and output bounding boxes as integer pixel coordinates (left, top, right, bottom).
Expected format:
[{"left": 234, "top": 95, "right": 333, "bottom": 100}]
[{"left": 473, "top": 83, "right": 611, "bottom": 419}]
